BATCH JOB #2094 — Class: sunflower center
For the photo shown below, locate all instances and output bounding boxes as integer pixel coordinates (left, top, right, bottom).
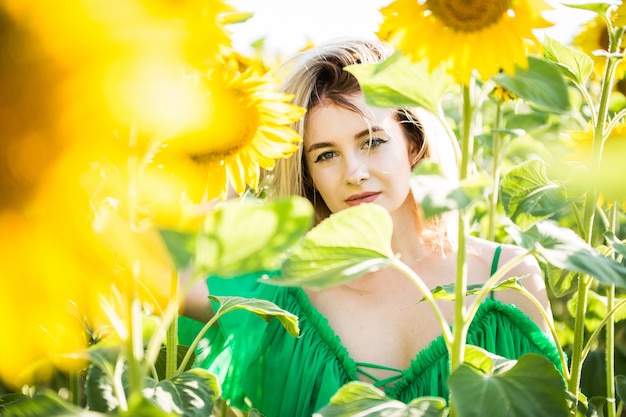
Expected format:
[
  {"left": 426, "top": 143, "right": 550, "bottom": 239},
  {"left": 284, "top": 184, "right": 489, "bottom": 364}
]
[
  {"left": 177, "top": 86, "right": 260, "bottom": 164},
  {"left": 428, "top": 0, "right": 512, "bottom": 33}
]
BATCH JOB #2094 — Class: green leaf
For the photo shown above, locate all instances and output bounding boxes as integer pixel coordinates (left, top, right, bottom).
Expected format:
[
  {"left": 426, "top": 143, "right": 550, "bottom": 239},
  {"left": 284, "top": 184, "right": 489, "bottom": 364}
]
[
  {"left": 500, "top": 159, "right": 576, "bottom": 230},
  {"left": 154, "top": 345, "right": 195, "bottom": 381},
  {"left": 159, "top": 229, "right": 196, "bottom": 270},
  {"left": 448, "top": 353, "right": 568, "bottom": 417},
  {"left": 429, "top": 278, "right": 522, "bottom": 302},
  {"left": 345, "top": 53, "right": 452, "bottom": 114},
  {"left": 561, "top": 2, "right": 613, "bottom": 16},
  {"left": 0, "top": 389, "right": 104, "bottom": 417},
  {"left": 567, "top": 289, "right": 626, "bottom": 331},
  {"left": 315, "top": 381, "right": 447, "bottom": 417},
  {"left": 195, "top": 197, "right": 313, "bottom": 277},
  {"left": 616, "top": 375, "right": 626, "bottom": 402},
  {"left": 493, "top": 57, "right": 571, "bottom": 114},
  {"left": 605, "top": 231, "right": 626, "bottom": 262},
  {"left": 542, "top": 261, "right": 578, "bottom": 298},
  {"left": 84, "top": 345, "right": 126, "bottom": 413},
  {"left": 463, "top": 345, "right": 518, "bottom": 376},
  {"left": 118, "top": 395, "right": 178, "bottom": 417},
  {"left": 412, "top": 162, "right": 491, "bottom": 220},
  {"left": 210, "top": 295, "right": 299, "bottom": 337},
  {"left": 144, "top": 368, "right": 220, "bottom": 417},
  {"left": 509, "top": 221, "right": 626, "bottom": 288},
  {"left": 543, "top": 36, "right": 593, "bottom": 85},
  {"left": 273, "top": 204, "right": 396, "bottom": 290}
]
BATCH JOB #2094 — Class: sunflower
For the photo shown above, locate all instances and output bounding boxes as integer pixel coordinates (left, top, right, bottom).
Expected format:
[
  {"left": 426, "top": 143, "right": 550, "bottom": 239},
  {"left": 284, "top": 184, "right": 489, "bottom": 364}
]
[
  {"left": 377, "top": 0, "right": 554, "bottom": 84},
  {"left": 561, "top": 123, "right": 626, "bottom": 208},
  {"left": 572, "top": 15, "right": 626, "bottom": 82},
  {"left": 149, "top": 57, "right": 305, "bottom": 202}
]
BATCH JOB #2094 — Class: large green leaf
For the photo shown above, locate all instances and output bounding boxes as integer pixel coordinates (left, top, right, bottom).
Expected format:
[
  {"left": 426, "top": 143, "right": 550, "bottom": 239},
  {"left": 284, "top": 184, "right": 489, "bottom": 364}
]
[
  {"left": 500, "top": 159, "right": 578, "bottom": 230},
  {"left": 271, "top": 204, "right": 395, "bottom": 290},
  {"left": 210, "top": 295, "right": 299, "bottom": 337},
  {"left": 192, "top": 197, "right": 313, "bottom": 277},
  {"left": 411, "top": 162, "right": 491, "bottom": 220},
  {"left": 543, "top": 36, "right": 593, "bottom": 85},
  {"left": 448, "top": 353, "right": 569, "bottom": 417},
  {"left": 493, "top": 57, "right": 571, "bottom": 114},
  {"left": 144, "top": 368, "right": 219, "bottom": 417},
  {"left": 509, "top": 221, "right": 626, "bottom": 288},
  {"left": 345, "top": 53, "right": 452, "bottom": 114},
  {"left": 315, "top": 381, "right": 447, "bottom": 417}
]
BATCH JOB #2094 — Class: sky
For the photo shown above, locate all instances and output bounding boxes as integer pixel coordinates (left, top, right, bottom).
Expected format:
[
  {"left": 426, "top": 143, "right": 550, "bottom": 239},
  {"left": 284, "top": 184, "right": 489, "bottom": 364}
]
[{"left": 227, "top": 0, "right": 597, "bottom": 56}]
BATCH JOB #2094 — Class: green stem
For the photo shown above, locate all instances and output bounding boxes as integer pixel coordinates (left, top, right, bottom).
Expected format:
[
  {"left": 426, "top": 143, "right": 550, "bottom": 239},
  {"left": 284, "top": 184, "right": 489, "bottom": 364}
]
[
  {"left": 450, "top": 83, "right": 475, "bottom": 373},
  {"left": 605, "top": 204, "right": 618, "bottom": 417},
  {"left": 568, "top": 28, "right": 622, "bottom": 403},
  {"left": 488, "top": 101, "right": 504, "bottom": 241},
  {"left": 165, "top": 270, "right": 179, "bottom": 380},
  {"left": 69, "top": 371, "right": 80, "bottom": 406},
  {"left": 177, "top": 313, "right": 220, "bottom": 375},
  {"left": 125, "top": 124, "right": 144, "bottom": 397},
  {"left": 582, "top": 298, "right": 626, "bottom": 361}
]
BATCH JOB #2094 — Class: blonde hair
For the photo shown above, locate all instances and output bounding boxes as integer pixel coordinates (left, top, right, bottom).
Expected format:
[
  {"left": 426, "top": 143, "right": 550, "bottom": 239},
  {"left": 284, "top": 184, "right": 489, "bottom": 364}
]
[{"left": 262, "top": 38, "right": 458, "bottom": 249}]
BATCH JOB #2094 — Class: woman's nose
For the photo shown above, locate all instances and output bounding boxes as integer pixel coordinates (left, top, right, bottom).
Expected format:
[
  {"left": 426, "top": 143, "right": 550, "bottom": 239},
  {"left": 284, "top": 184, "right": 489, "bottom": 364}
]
[{"left": 345, "top": 156, "right": 369, "bottom": 185}]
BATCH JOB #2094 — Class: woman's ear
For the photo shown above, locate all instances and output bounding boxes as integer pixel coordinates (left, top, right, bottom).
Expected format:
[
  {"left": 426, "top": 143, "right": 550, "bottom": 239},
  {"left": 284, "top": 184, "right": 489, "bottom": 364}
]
[{"left": 408, "top": 141, "right": 421, "bottom": 167}]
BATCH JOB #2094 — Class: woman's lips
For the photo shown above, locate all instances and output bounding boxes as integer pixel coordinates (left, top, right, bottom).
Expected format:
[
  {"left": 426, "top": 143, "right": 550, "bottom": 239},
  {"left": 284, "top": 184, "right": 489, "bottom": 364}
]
[{"left": 345, "top": 192, "right": 381, "bottom": 206}]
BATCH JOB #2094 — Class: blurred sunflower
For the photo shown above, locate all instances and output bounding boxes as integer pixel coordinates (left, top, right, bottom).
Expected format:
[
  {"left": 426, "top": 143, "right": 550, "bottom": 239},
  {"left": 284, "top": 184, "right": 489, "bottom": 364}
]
[
  {"left": 561, "top": 123, "right": 626, "bottom": 208},
  {"left": 377, "top": 0, "right": 554, "bottom": 84},
  {"left": 149, "top": 58, "right": 305, "bottom": 201},
  {"left": 572, "top": 15, "right": 626, "bottom": 82}
]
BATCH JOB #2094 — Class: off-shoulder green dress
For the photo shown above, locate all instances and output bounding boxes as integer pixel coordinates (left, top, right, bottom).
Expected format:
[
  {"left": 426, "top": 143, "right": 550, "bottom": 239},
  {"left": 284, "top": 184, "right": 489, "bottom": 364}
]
[{"left": 178, "top": 249, "right": 561, "bottom": 417}]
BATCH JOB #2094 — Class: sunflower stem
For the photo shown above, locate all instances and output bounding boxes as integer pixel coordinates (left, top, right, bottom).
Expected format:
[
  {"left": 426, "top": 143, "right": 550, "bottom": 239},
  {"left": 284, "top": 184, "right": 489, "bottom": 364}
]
[
  {"left": 605, "top": 203, "right": 618, "bottom": 417},
  {"left": 568, "top": 23, "right": 624, "bottom": 407},
  {"left": 450, "top": 82, "right": 475, "bottom": 377},
  {"left": 488, "top": 100, "right": 504, "bottom": 241}
]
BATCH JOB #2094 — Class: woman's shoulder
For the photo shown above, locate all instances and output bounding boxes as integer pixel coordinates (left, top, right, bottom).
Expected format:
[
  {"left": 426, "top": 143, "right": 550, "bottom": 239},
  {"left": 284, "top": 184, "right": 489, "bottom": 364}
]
[{"left": 467, "top": 236, "right": 540, "bottom": 274}]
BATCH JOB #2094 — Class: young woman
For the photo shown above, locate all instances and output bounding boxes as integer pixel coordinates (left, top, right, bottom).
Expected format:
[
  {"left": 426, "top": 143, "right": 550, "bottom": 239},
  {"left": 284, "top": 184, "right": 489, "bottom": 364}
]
[{"left": 179, "top": 38, "right": 561, "bottom": 417}]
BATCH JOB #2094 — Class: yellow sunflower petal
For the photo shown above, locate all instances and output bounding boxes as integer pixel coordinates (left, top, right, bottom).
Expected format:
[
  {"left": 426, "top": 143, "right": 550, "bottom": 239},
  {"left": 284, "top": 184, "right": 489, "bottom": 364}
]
[{"left": 378, "top": 0, "right": 554, "bottom": 84}]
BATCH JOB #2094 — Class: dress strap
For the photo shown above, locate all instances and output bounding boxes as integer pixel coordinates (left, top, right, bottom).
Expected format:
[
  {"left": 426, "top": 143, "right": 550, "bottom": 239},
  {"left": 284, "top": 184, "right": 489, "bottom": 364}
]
[
  {"left": 490, "top": 245, "right": 503, "bottom": 299},
  {"left": 355, "top": 362, "right": 404, "bottom": 387}
]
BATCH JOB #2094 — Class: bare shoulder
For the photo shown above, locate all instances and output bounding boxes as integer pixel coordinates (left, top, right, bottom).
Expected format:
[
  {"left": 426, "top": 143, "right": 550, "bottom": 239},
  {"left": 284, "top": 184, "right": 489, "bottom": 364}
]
[{"left": 467, "top": 236, "right": 553, "bottom": 332}]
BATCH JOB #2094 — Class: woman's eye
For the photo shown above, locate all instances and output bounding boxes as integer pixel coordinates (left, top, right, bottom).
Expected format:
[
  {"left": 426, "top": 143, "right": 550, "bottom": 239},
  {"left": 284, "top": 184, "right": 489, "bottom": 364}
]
[
  {"left": 314, "top": 150, "right": 337, "bottom": 163},
  {"left": 362, "top": 137, "right": 388, "bottom": 150}
]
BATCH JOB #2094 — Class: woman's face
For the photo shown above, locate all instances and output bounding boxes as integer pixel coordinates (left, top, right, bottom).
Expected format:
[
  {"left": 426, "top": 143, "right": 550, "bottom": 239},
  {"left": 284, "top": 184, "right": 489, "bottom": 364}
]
[{"left": 304, "top": 93, "right": 418, "bottom": 218}]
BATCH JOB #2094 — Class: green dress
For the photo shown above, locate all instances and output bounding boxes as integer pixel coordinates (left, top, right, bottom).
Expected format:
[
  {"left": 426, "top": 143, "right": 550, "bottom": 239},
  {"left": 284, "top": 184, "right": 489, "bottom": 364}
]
[{"left": 178, "top": 250, "right": 562, "bottom": 417}]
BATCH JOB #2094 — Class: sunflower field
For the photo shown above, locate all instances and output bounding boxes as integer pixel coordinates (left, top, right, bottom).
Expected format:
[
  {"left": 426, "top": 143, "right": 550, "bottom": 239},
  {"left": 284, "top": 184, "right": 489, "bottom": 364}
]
[{"left": 1, "top": 1, "right": 626, "bottom": 416}]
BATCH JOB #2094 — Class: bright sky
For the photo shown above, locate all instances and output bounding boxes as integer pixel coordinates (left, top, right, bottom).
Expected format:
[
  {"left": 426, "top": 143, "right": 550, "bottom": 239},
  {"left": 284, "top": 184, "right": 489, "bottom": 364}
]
[{"left": 228, "top": 0, "right": 596, "bottom": 56}]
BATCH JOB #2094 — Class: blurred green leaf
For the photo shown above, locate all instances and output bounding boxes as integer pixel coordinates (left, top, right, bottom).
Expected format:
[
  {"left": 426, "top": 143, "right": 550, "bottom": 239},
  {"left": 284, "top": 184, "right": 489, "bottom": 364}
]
[
  {"left": 315, "top": 381, "right": 447, "bottom": 417},
  {"left": 412, "top": 161, "right": 491, "bottom": 220},
  {"left": 567, "top": 289, "right": 626, "bottom": 331},
  {"left": 493, "top": 57, "right": 571, "bottom": 114},
  {"left": 273, "top": 204, "right": 395, "bottom": 290},
  {"left": 210, "top": 295, "right": 299, "bottom": 337},
  {"left": 561, "top": 2, "right": 613, "bottom": 16},
  {"left": 345, "top": 53, "right": 452, "bottom": 114},
  {"left": 194, "top": 197, "right": 313, "bottom": 277},
  {"left": 0, "top": 389, "right": 105, "bottom": 416},
  {"left": 159, "top": 228, "right": 196, "bottom": 270},
  {"left": 449, "top": 353, "right": 568, "bottom": 417},
  {"left": 543, "top": 36, "right": 593, "bottom": 85}
]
